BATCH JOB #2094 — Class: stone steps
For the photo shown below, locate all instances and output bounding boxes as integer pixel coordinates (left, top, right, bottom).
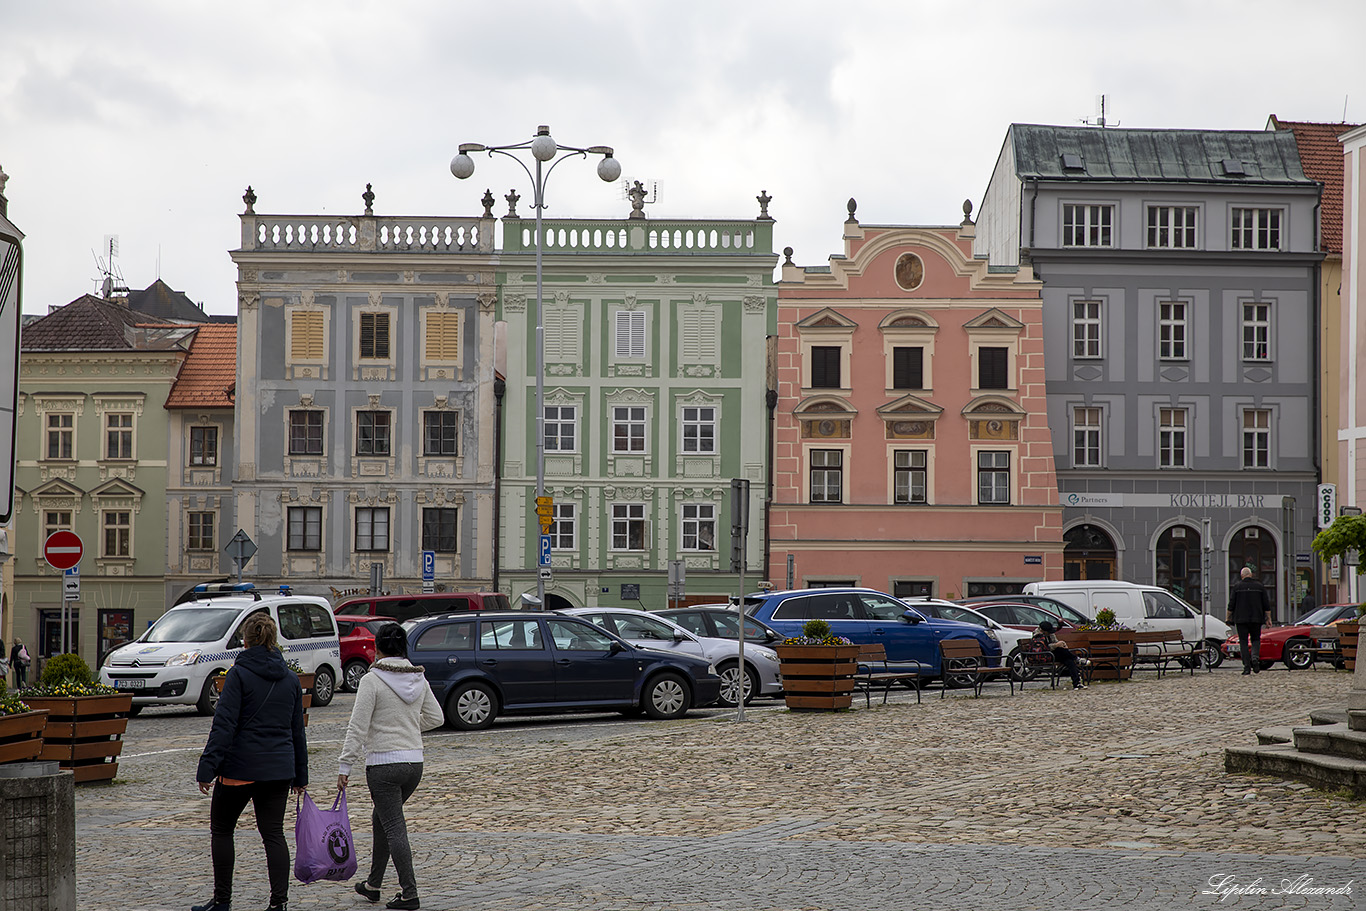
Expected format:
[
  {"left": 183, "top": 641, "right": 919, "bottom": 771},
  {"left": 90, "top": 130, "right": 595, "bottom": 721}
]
[
  {"left": 1293, "top": 723, "right": 1366, "bottom": 761},
  {"left": 1227, "top": 703, "right": 1366, "bottom": 798}
]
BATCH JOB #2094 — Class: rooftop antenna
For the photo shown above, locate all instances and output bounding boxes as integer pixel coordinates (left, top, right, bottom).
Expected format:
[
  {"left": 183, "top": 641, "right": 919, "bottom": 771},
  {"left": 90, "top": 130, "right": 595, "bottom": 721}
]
[
  {"left": 92, "top": 234, "right": 129, "bottom": 298},
  {"left": 1082, "top": 94, "right": 1118, "bottom": 129}
]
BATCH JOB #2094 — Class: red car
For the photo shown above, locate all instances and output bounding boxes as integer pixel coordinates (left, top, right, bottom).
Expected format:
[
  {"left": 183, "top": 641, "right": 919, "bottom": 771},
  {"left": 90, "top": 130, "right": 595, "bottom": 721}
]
[
  {"left": 1223, "top": 603, "right": 1359, "bottom": 670},
  {"left": 336, "top": 614, "right": 398, "bottom": 691}
]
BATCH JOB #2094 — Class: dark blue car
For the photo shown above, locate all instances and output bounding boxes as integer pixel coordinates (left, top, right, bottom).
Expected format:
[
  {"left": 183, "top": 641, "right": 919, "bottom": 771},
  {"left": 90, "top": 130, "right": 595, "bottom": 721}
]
[
  {"left": 405, "top": 611, "right": 722, "bottom": 730},
  {"left": 745, "top": 588, "right": 1003, "bottom": 677}
]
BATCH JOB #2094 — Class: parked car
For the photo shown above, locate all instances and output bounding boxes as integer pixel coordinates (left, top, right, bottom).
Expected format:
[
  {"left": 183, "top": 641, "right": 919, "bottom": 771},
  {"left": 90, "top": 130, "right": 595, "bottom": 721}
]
[
  {"left": 968, "top": 601, "right": 1076, "bottom": 632},
  {"left": 99, "top": 583, "right": 342, "bottom": 715},
  {"left": 562, "top": 606, "right": 782, "bottom": 706},
  {"left": 335, "top": 591, "right": 512, "bottom": 622},
  {"left": 902, "top": 599, "right": 1036, "bottom": 679},
  {"left": 1022, "top": 580, "right": 1229, "bottom": 667},
  {"left": 335, "top": 614, "right": 398, "bottom": 691},
  {"left": 657, "top": 604, "right": 785, "bottom": 645},
  {"left": 958, "top": 594, "right": 1094, "bottom": 626},
  {"left": 405, "top": 611, "right": 722, "bottom": 729},
  {"left": 743, "top": 587, "right": 1003, "bottom": 679},
  {"left": 1224, "top": 603, "right": 1361, "bottom": 670}
]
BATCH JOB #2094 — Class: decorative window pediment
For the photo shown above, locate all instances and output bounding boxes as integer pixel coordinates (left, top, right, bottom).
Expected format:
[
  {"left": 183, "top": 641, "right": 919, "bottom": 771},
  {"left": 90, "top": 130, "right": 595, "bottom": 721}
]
[
  {"left": 878, "top": 309, "right": 939, "bottom": 332},
  {"left": 91, "top": 477, "right": 145, "bottom": 500},
  {"left": 794, "top": 395, "right": 856, "bottom": 440},
  {"left": 604, "top": 387, "right": 653, "bottom": 408},
  {"left": 795, "top": 307, "right": 857, "bottom": 334},
  {"left": 32, "top": 478, "right": 85, "bottom": 500},
  {"left": 963, "top": 308, "right": 1025, "bottom": 332},
  {"left": 962, "top": 395, "right": 1026, "bottom": 418},
  {"left": 793, "top": 395, "right": 858, "bottom": 418},
  {"left": 876, "top": 394, "right": 944, "bottom": 420},
  {"left": 677, "top": 388, "right": 723, "bottom": 409}
]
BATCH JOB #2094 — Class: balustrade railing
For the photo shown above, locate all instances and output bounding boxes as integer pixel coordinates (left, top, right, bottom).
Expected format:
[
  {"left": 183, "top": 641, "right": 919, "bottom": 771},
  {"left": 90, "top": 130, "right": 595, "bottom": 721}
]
[
  {"left": 241, "top": 215, "right": 492, "bottom": 253},
  {"left": 502, "top": 219, "right": 773, "bottom": 255}
]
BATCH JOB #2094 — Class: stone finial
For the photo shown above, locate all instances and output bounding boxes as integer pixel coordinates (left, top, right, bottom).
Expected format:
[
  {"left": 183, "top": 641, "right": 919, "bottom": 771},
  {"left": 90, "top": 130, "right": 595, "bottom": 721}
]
[
  {"left": 756, "top": 189, "right": 773, "bottom": 221},
  {"left": 363, "top": 183, "right": 375, "bottom": 216},
  {"left": 627, "top": 180, "right": 648, "bottom": 220},
  {"left": 845, "top": 198, "right": 858, "bottom": 224},
  {"left": 505, "top": 189, "right": 520, "bottom": 218},
  {"left": 783, "top": 246, "right": 794, "bottom": 265},
  {"left": 242, "top": 185, "right": 256, "bottom": 214},
  {"left": 481, "top": 189, "right": 495, "bottom": 218},
  {"left": 961, "top": 198, "right": 974, "bottom": 225}
]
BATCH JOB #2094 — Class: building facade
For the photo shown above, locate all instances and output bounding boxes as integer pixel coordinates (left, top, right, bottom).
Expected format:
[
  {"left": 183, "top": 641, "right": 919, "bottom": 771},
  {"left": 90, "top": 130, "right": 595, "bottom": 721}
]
[
  {"left": 770, "top": 205, "right": 1062, "bottom": 597},
  {"left": 1337, "top": 123, "right": 1366, "bottom": 604},
  {"left": 229, "top": 192, "right": 499, "bottom": 599},
  {"left": 976, "top": 124, "right": 1323, "bottom": 617},
  {"left": 497, "top": 208, "right": 777, "bottom": 609}
]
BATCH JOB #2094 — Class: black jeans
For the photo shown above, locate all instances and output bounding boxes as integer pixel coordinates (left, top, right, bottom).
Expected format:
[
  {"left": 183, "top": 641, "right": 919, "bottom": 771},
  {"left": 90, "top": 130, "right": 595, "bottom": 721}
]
[
  {"left": 1236, "top": 622, "right": 1263, "bottom": 668},
  {"left": 366, "top": 762, "right": 424, "bottom": 900},
  {"left": 208, "top": 779, "right": 292, "bottom": 904},
  {"left": 1052, "top": 646, "right": 1082, "bottom": 687}
]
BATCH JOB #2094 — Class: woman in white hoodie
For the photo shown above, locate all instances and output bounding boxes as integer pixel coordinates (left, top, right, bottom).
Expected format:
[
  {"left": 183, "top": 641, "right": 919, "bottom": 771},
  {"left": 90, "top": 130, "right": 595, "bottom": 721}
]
[{"left": 338, "top": 623, "right": 444, "bottom": 910}]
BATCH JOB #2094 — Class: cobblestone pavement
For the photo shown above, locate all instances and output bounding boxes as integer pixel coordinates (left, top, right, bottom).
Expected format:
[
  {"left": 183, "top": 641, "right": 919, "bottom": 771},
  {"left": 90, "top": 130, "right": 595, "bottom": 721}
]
[{"left": 76, "top": 665, "right": 1364, "bottom": 910}]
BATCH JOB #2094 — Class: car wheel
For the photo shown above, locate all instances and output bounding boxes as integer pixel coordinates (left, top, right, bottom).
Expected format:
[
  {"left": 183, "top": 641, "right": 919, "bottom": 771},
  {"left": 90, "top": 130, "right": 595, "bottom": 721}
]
[
  {"left": 195, "top": 677, "right": 219, "bottom": 716},
  {"left": 1202, "top": 640, "right": 1225, "bottom": 669},
  {"left": 716, "top": 661, "right": 759, "bottom": 707},
  {"left": 343, "top": 660, "right": 369, "bottom": 692},
  {"left": 1007, "top": 648, "right": 1040, "bottom": 682},
  {"left": 311, "top": 667, "right": 336, "bottom": 706},
  {"left": 446, "top": 681, "right": 498, "bottom": 730},
  {"left": 642, "top": 672, "right": 691, "bottom": 720},
  {"left": 1283, "top": 638, "right": 1313, "bottom": 670}
]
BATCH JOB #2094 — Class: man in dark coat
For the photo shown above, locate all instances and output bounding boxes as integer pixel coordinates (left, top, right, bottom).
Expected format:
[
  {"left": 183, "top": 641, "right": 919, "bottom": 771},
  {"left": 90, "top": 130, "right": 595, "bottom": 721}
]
[{"left": 1227, "top": 566, "right": 1273, "bottom": 676}]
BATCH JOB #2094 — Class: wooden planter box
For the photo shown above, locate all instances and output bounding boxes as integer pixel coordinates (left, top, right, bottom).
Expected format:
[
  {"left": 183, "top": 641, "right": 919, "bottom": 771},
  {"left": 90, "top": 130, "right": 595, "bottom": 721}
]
[
  {"left": 214, "top": 672, "right": 312, "bottom": 724},
  {"left": 0, "top": 709, "right": 49, "bottom": 764},
  {"left": 1340, "top": 622, "right": 1359, "bottom": 672},
  {"left": 1058, "top": 630, "right": 1134, "bottom": 680},
  {"left": 775, "top": 644, "right": 860, "bottom": 710},
  {"left": 23, "top": 694, "right": 131, "bottom": 783}
]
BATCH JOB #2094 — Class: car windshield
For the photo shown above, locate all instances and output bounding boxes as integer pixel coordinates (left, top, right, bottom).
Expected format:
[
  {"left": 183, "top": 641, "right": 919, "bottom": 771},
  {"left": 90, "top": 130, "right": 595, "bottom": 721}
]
[
  {"left": 1297, "top": 606, "right": 1343, "bottom": 626},
  {"left": 707, "top": 612, "right": 776, "bottom": 641},
  {"left": 936, "top": 606, "right": 988, "bottom": 627},
  {"left": 145, "top": 609, "right": 241, "bottom": 643},
  {"left": 1036, "top": 599, "right": 1090, "bottom": 624}
]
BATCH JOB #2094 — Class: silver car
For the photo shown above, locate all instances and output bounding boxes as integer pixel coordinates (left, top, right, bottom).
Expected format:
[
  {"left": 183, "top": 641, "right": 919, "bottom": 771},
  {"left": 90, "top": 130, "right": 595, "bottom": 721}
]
[{"left": 561, "top": 607, "right": 782, "bottom": 707}]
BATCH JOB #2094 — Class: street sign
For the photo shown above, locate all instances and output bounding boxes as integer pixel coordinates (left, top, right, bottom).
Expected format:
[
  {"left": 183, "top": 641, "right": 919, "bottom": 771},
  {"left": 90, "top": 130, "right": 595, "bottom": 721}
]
[
  {"left": 1318, "top": 484, "right": 1337, "bottom": 529},
  {"left": 539, "top": 534, "right": 552, "bottom": 568},
  {"left": 539, "top": 567, "right": 553, "bottom": 582},
  {"left": 1296, "top": 553, "right": 1312, "bottom": 565},
  {"left": 422, "top": 550, "right": 435, "bottom": 582},
  {"left": 63, "top": 565, "right": 80, "bottom": 601},
  {"left": 534, "top": 505, "right": 554, "bottom": 518},
  {"left": 1023, "top": 555, "right": 1043, "bottom": 565},
  {"left": 44, "top": 530, "right": 83, "bottom": 570},
  {"left": 422, "top": 581, "right": 435, "bottom": 594},
  {"left": 225, "top": 528, "right": 257, "bottom": 583},
  {"left": 535, "top": 496, "right": 553, "bottom": 507},
  {"left": 370, "top": 562, "right": 385, "bottom": 595}
]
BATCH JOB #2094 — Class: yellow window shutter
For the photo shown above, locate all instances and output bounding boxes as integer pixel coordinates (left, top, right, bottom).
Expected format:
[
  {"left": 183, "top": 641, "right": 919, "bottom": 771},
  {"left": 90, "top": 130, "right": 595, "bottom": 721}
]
[
  {"left": 426, "top": 312, "right": 460, "bottom": 360},
  {"left": 291, "top": 311, "right": 324, "bottom": 359}
]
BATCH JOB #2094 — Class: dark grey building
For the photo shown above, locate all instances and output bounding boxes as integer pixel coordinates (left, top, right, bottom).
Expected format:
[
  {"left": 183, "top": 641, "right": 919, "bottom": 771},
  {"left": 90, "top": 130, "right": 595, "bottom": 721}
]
[{"left": 975, "top": 124, "right": 1323, "bottom": 618}]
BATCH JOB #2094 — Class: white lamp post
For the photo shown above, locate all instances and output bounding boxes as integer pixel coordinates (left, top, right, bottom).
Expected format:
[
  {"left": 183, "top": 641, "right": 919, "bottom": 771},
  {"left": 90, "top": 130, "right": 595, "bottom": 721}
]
[{"left": 451, "top": 126, "right": 620, "bottom": 605}]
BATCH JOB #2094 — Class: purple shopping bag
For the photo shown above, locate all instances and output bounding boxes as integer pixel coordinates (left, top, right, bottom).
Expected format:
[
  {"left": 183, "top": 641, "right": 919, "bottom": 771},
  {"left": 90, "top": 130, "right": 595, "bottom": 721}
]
[{"left": 294, "top": 791, "right": 358, "bottom": 884}]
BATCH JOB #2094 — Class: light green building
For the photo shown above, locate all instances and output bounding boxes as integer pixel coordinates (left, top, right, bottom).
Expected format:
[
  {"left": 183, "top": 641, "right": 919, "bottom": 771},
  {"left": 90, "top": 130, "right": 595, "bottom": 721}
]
[{"left": 497, "top": 206, "right": 778, "bottom": 609}]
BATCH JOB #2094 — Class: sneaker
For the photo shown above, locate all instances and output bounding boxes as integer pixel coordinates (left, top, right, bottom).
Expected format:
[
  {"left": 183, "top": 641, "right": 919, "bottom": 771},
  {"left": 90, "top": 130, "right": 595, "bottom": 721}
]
[
  {"left": 386, "top": 895, "right": 420, "bottom": 911},
  {"left": 1078, "top": 658, "right": 1091, "bottom": 667},
  {"left": 355, "top": 882, "right": 381, "bottom": 903},
  {"left": 1073, "top": 683, "right": 1087, "bottom": 690},
  {"left": 1241, "top": 668, "right": 1252, "bottom": 676},
  {"left": 191, "top": 900, "right": 230, "bottom": 911},
  {"left": 1252, "top": 665, "right": 1261, "bottom": 674}
]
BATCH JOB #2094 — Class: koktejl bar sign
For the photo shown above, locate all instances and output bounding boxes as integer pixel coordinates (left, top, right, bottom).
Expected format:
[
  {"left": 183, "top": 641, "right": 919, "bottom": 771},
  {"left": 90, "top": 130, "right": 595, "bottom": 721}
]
[{"left": 1064, "top": 492, "right": 1278, "bottom": 510}]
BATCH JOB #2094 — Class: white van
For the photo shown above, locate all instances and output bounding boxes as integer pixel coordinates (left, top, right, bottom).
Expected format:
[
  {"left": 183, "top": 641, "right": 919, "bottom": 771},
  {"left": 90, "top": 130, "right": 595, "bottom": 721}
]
[
  {"left": 98, "top": 584, "right": 341, "bottom": 715},
  {"left": 1022, "top": 580, "right": 1231, "bottom": 664}
]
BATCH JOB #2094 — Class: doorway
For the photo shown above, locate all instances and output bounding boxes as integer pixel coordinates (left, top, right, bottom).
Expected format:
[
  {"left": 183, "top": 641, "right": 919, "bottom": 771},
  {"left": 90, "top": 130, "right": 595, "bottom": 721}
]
[
  {"left": 1064, "top": 524, "right": 1116, "bottom": 580},
  {"left": 1155, "top": 524, "right": 1202, "bottom": 606},
  {"left": 1229, "top": 525, "right": 1278, "bottom": 619}
]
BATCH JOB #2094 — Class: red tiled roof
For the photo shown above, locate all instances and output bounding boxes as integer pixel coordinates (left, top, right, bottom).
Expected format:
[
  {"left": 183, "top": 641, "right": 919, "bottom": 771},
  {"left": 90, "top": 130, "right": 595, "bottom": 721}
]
[
  {"left": 165, "top": 323, "right": 238, "bottom": 409},
  {"left": 1269, "top": 116, "right": 1360, "bottom": 253}
]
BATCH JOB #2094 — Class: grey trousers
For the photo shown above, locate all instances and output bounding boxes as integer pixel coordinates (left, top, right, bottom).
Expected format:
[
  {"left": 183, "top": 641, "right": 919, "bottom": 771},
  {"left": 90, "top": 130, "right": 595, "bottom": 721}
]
[{"left": 365, "top": 762, "right": 424, "bottom": 899}]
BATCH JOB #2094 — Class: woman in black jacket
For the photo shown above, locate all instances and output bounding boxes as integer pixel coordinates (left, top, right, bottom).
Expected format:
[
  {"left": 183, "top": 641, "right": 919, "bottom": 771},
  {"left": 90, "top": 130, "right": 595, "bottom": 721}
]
[{"left": 194, "top": 614, "right": 308, "bottom": 911}]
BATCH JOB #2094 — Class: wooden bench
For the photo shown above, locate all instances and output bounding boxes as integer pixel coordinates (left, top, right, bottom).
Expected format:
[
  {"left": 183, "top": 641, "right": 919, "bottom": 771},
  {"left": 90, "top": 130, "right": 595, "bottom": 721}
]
[
  {"left": 1132, "top": 629, "right": 1206, "bottom": 678},
  {"left": 938, "top": 639, "right": 1015, "bottom": 698},
  {"left": 1014, "top": 637, "right": 1093, "bottom": 690},
  {"left": 1284, "top": 626, "right": 1345, "bottom": 670},
  {"left": 854, "top": 643, "right": 927, "bottom": 706}
]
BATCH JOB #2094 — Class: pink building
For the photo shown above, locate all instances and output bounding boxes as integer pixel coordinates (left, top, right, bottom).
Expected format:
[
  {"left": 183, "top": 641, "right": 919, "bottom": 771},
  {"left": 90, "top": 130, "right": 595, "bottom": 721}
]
[{"left": 768, "top": 204, "right": 1062, "bottom": 598}]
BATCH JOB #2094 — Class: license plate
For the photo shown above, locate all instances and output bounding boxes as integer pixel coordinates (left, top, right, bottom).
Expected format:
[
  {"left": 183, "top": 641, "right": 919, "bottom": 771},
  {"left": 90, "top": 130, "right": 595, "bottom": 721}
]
[
  {"left": 1317, "top": 640, "right": 1336, "bottom": 649},
  {"left": 115, "top": 678, "right": 145, "bottom": 689}
]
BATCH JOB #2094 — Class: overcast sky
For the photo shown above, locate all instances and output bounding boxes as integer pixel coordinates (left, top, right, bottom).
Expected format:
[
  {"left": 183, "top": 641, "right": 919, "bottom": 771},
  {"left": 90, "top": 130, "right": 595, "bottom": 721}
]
[{"left": 2, "top": 0, "right": 1363, "bottom": 316}]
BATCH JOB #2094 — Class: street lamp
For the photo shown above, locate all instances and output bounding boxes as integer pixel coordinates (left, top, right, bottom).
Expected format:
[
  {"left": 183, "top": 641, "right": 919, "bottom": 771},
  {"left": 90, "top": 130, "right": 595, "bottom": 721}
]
[{"left": 451, "top": 126, "right": 620, "bottom": 605}]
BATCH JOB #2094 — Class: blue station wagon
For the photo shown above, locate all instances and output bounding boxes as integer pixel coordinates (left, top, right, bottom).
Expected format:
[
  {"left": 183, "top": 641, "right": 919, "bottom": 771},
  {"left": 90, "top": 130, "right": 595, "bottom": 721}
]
[
  {"left": 405, "top": 611, "right": 722, "bottom": 730},
  {"left": 745, "top": 588, "right": 1003, "bottom": 677}
]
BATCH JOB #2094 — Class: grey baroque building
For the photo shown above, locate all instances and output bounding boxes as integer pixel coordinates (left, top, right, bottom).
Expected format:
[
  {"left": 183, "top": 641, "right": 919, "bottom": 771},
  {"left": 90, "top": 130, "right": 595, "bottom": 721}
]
[
  {"left": 975, "top": 125, "right": 1322, "bottom": 617},
  {"left": 229, "top": 192, "right": 498, "bottom": 597}
]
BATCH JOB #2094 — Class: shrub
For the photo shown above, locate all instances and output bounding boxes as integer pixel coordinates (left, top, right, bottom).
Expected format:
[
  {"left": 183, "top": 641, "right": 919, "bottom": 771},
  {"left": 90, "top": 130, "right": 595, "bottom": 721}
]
[
  {"left": 1094, "top": 608, "right": 1118, "bottom": 628},
  {"left": 801, "top": 619, "right": 833, "bottom": 640},
  {"left": 40, "top": 652, "right": 95, "bottom": 688}
]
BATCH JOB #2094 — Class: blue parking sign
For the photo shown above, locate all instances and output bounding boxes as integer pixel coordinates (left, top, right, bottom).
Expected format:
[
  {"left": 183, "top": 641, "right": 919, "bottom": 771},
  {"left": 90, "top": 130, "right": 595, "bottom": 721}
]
[
  {"left": 421, "top": 550, "right": 435, "bottom": 582},
  {"left": 539, "top": 534, "right": 552, "bottom": 568}
]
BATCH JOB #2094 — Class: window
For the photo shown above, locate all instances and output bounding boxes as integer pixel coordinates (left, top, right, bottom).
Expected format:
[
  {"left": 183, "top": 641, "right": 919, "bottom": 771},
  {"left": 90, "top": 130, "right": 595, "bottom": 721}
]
[
  {"left": 288, "top": 410, "right": 324, "bottom": 456},
  {"left": 682, "top": 503, "right": 716, "bottom": 551},
  {"left": 424, "top": 311, "right": 460, "bottom": 360},
  {"left": 1062, "top": 204, "right": 1113, "bottom": 247},
  {"left": 423, "top": 412, "right": 458, "bottom": 456},
  {"left": 188, "top": 512, "right": 215, "bottom": 550},
  {"left": 544, "top": 405, "right": 577, "bottom": 453},
  {"left": 614, "top": 310, "right": 645, "bottom": 358},
  {"left": 480, "top": 619, "right": 543, "bottom": 651},
  {"left": 1242, "top": 302, "right": 1270, "bottom": 361},
  {"left": 44, "top": 510, "right": 72, "bottom": 540},
  {"left": 105, "top": 413, "right": 133, "bottom": 459},
  {"left": 611, "top": 503, "right": 646, "bottom": 550},
  {"left": 680, "top": 309, "right": 719, "bottom": 363},
  {"left": 1147, "top": 206, "right": 1197, "bottom": 249},
  {"left": 892, "top": 346, "right": 924, "bottom": 389},
  {"left": 682, "top": 406, "right": 716, "bottom": 454},
  {"left": 357, "top": 411, "right": 391, "bottom": 456},
  {"left": 1073, "top": 407, "right": 1102, "bottom": 468},
  {"left": 46, "top": 413, "right": 73, "bottom": 459},
  {"left": 549, "top": 503, "right": 575, "bottom": 551},
  {"left": 1231, "top": 208, "right": 1281, "bottom": 251},
  {"left": 1158, "top": 301, "right": 1187, "bottom": 360},
  {"left": 1243, "top": 410, "right": 1270, "bottom": 469},
  {"left": 287, "top": 506, "right": 322, "bottom": 551},
  {"left": 359, "top": 312, "right": 391, "bottom": 359},
  {"left": 355, "top": 507, "right": 390, "bottom": 552},
  {"left": 978, "top": 347, "right": 1009, "bottom": 389},
  {"left": 977, "top": 451, "right": 1010, "bottom": 504},
  {"left": 289, "top": 310, "right": 325, "bottom": 360},
  {"left": 1072, "top": 301, "right": 1101, "bottom": 358},
  {"left": 894, "top": 450, "right": 927, "bottom": 504},
  {"left": 811, "top": 346, "right": 841, "bottom": 388},
  {"left": 809, "top": 450, "right": 843, "bottom": 503},
  {"left": 190, "top": 426, "right": 219, "bottom": 466},
  {"left": 103, "top": 510, "right": 131, "bottom": 557},
  {"left": 612, "top": 406, "right": 646, "bottom": 453},
  {"left": 1159, "top": 408, "right": 1187, "bottom": 468},
  {"left": 422, "top": 507, "right": 458, "bottom": 553}
]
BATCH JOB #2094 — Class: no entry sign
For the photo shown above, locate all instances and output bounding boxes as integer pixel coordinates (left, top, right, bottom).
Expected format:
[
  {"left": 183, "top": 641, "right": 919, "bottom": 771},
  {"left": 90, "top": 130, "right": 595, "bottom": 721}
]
[{"left": 44, "top": 530, "right": 84, "bottom": 570}]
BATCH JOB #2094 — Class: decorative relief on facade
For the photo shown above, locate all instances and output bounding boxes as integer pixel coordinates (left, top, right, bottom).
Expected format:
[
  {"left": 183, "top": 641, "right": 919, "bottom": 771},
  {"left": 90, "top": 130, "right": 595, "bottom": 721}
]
[
  {"left": 623, "top": 294, "right": 638, "bottom": 310},
  {"left": 1073, "top": 365, "right": 1103, "bottom": 381},
  {"left": 547, "top": 364, "right": 580, "bottom": 376},
  {"left": 969, "top": 419, "right": 1019, "bottom": 441},
  {"left": 435, "top": 291, "right": 450, "bottom": 307},
  {"left": 403, "top": 271, "right": 415, "bottom": 283},
  {"left": 894, "top": 252, "right": 925, "bottom": 291},
  {"left": 743, "top": 295, "right": 766, "bottom": 313},
  {"left": 680, "top": 459, "right": 715, "bottom": 478},
  {"left": 1243, "top": 367, "right": 1273, "bottom": 383},
  {"left": 545, "top": 456, "right": 580, "bottom": 477},
  {"left": 611, "top": 554, "right": 645, "bottom": 570},
  {"left": 587, "top": 273, "right": 606, "bottom": 284},
  {"left": 239, "top": 292, "right": 260, "bottom": 312},
  {"left": 288, "top": 459, "right": 321, "bottom": 477},
  {"left": 301, "top": 290, "right": 315, "bottom": 307},
  {"left": 505, "top": 293, "right": 527, "bottom": 313},
  {"left": 681, "top": 365, "right": 716, "bottom": 378},
  {"left": 477, "top": 292, "right": 496, "bottom": 313},
  {"left": 684, "top": 554, "right": 714, "bottom": 570},
  {"left": 421, "top": 460, "right": 456, "bottom": 479},
  {"left": 612, "top": 457, "right": 646, "bottom": 477},
  {"left": 801, "top": 419, "right": 852, "bottom": 439},
  {"left": 605, "top": 388, "right": 653, "bottom": 407},
  {"left": 357, "top": 460, "right": 389, "bottom": 477},
  {"left": 241, "top": 268, "right": 258, "bottom": 283},
  {"left": 360, "top": 367, "right": 389, "bottom": 382},
  {"left": 612, "top": 364, "right": 646, "bottom": 377},
  {"left": 1160, "top": 366, "right": 1189, "bottom": 382},
  {"left": 368, "top": 291, "right": 383, "bottom": 307},
  {"left": 886, "top": 420, "right": 935, "bottom": 440}
]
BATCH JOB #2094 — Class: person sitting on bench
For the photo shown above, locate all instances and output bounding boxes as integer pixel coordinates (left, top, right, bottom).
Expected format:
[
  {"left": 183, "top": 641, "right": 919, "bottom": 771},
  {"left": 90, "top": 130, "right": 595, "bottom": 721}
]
[{"left": 1035, "top": 620, "right": 1088, "bottom": 690}]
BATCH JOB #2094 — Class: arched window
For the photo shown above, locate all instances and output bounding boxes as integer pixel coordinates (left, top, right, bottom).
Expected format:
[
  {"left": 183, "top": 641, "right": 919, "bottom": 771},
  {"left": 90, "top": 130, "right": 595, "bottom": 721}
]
[
  {"left": 1155, "top": 525, "right": 1202, "bottom": 606},
  {"left": 1229, "top": 526, "right": 1277, "bottom": 615},
  {"left": 1064, "top": 524, "right": 1115, "bottom": 580}
]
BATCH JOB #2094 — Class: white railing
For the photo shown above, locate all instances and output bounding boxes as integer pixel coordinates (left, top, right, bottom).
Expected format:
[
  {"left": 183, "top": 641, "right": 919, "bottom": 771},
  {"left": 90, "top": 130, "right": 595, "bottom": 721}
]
[
  {"left": 508, "top": 220, "right": 768, "bottom": 255},
  {"left": 242, "top": 215, "right": 491, "bottom": 253}
]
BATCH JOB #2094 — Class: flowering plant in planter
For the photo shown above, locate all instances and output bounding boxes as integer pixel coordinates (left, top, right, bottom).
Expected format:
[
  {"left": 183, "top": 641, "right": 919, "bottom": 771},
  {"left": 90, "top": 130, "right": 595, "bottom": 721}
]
[
  {"left": 1078, "top": 607, "right": 1132, "bottom": 631},
  {"left": 780, "top": 618, "right": 854, "bottom": 647},
  {"left": 0, "top": 691, "right": 33, "bottom": 716},
  {"left": 21, "top": 652, "right": 119, "bottom": 697}
]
